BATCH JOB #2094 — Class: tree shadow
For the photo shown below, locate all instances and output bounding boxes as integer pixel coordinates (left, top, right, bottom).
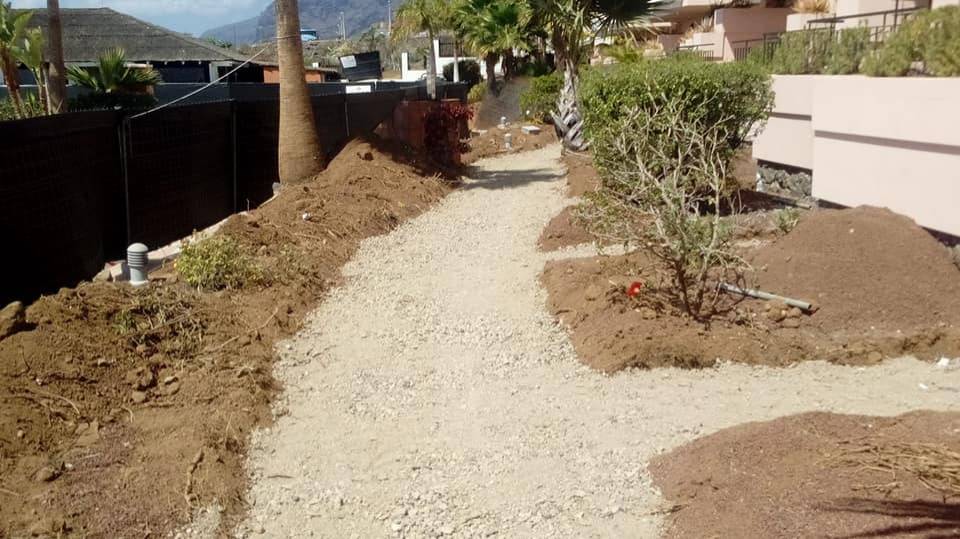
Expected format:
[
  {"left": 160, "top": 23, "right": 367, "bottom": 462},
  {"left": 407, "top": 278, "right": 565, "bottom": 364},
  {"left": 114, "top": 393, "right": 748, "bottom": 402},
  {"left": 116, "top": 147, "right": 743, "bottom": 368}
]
[
  {"left": 821, "top": 498, "right": 960, "bottom": 538},
  {"left": 460, "top": 166, "right": 562, "bottom": 191}
]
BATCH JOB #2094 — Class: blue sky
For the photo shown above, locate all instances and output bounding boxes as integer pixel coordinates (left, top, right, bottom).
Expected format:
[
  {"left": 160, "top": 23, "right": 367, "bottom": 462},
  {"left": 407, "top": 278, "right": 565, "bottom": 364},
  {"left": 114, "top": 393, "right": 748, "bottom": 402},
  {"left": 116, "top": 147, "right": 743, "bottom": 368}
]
[{"left": 11, "top": 0, "right": 269, "bottom": 36}]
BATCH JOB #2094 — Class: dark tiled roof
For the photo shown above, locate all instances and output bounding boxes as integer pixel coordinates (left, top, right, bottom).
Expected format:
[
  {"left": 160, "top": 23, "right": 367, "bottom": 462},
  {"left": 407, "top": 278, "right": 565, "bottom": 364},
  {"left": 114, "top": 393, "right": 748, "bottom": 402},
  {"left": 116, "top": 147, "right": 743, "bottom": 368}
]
[{"left": 23, "top": 8, "right": 249, "bottom": 63}]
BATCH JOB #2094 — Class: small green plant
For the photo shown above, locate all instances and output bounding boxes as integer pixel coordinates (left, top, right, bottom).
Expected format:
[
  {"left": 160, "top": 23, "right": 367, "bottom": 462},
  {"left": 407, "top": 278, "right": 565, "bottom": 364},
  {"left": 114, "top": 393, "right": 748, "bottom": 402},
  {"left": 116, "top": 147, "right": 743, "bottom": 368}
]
[
  {"left": 0, "top": 93, "right": 44, "bottom": 121},
  {"left": 769, "top": 29, "right": 832, "bottom": 74},
  {"left": 775, "top": 207, "right": 801, "bottom": 235},
  {"left": 518, "top": 71, "right": 561, "bottom": 122},
  {"left": 864, "top": 6, "right": 960, "bottom": 77},
  {"left": 176, "top": 235, "right": 262, "bottom": 291},
  {"left": 467, "top": 81, "right": 487, "bottom": 103},
  {"left": 825, "top": 26, "right": 872, "bottom": 75},
  {"left": 112, "top": 309, "right": 136, "bottom": 334}
]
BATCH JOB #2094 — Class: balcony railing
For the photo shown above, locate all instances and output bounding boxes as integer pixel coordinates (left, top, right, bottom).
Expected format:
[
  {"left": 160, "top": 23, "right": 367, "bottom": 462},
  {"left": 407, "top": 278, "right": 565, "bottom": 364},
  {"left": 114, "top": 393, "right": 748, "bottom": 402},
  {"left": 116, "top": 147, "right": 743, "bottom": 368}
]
[{"left": 671, "top": 43, "right": 717, "bottom": 61}]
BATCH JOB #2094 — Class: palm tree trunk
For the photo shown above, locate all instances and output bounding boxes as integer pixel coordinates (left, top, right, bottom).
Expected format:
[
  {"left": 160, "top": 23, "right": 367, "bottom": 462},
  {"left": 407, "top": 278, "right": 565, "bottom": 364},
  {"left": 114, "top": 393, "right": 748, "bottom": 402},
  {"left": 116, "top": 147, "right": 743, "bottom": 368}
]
[
  {"left": 426, "top": 29, "right": 437, "bottom": 99},
  {"left": 503, "top": 48, "right": 514, "bottom": 79},
  {"left": 551, "top": 56, "right": 587, "bottom": 151},
  {"left": 276, "top": 0, "right": 324, "bottom": 183},
  {"left": 45, "top": 0, "right": 67, "bottom": 113},
  {"left": 484, "top": 52, "right": 499, "bottom": 92}
]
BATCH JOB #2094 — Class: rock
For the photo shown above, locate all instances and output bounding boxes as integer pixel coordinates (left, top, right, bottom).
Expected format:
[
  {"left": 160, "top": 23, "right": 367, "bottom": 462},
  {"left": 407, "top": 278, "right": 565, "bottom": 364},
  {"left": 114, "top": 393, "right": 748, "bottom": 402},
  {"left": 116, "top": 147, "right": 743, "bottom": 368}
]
[
  {"left": 161, "top": 381, "right": 181, "bottom": 396},
  {"left": 639, "top": 307, "right": 658, "bottom": 320},
  {"left": 95, "top": 357, "right": 114, "bottom": 367},
  {"left": 786, "top": 307, "right": 803, "bottom": 319},
  {"left": 34, "top": 463, "right": 63, "bottom": 482},
  {"left": 781, "top": 318, "right": 801, "bottom": 329},
  {"left": 584, "top": 284, "right": 602, "bottom": 302},
  {"left": 126, "top": 367, "right": 156, "bottom": 390},
  {"left": 131, "top": 391, "right": 148, "bottom": 404},
  {"left": 866, "top": 351, "right": 884, "bottom": 364},
  {"left": 16, "top": 429, "right": 24, "bottom": 439},
  {"left": 0, "top": 301, "right": 26, "bottom": 341}
]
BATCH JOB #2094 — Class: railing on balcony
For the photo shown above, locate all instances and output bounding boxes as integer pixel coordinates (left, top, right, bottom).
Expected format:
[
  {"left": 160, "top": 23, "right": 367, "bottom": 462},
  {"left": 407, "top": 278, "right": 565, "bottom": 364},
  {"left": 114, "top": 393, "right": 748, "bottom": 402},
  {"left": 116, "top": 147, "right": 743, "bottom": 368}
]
[
  {"left": 732, "top": 4, "right": 931, "bottom": 63},
  {"left": 671, "top": 43, "right": 717, "bottom": 61}
]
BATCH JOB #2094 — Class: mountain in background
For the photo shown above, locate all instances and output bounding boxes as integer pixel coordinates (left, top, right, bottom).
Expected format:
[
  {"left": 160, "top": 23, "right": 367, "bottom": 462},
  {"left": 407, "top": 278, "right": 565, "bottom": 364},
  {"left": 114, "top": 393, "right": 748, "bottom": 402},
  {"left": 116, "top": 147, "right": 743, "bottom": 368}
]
[{"left": 202, "top": 0, "right": 394, "bottom": 45}]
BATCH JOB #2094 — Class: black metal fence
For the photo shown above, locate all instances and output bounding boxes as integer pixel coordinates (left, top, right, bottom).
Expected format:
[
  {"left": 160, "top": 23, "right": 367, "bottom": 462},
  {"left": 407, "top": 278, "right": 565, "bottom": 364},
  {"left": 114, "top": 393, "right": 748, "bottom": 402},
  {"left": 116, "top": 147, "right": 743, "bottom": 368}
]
[{"left": 0, "top": 82, "right": 467, "bottom": 305}]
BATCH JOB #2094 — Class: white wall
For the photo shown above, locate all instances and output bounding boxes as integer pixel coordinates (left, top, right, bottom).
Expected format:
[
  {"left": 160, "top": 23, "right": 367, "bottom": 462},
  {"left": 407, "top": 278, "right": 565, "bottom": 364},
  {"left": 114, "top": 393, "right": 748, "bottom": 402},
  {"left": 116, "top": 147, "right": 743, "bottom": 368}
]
[{"left": 754, "top": 75, "right": 960, "bottom": 237}]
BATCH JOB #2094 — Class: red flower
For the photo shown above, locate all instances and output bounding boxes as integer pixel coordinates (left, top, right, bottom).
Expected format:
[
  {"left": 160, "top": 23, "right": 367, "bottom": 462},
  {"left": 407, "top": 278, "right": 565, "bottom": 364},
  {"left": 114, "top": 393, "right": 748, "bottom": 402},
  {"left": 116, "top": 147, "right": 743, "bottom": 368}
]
[{"left": 627, "top": 281, "right": 644, "bottom": 297}]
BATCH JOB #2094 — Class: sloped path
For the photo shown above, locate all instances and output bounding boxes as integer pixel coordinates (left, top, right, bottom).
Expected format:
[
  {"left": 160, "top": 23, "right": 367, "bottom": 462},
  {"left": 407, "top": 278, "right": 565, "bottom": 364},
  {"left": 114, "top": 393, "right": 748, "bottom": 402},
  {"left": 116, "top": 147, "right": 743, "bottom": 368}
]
[{"left": 237, "top": 146, "right": 960, "bottom": 538}]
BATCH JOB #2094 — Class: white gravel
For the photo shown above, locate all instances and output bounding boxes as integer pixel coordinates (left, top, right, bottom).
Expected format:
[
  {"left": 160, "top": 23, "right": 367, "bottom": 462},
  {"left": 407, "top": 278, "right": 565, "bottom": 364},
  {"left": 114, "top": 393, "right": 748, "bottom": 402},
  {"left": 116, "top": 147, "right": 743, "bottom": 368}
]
[{"left": 233, "top": 145, "right": 960, "bottom": 538}]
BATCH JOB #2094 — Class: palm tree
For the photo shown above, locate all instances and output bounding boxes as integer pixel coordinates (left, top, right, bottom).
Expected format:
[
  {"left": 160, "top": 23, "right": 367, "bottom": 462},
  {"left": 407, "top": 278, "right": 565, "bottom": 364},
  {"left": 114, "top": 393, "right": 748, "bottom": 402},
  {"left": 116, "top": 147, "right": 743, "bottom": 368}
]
[
  {"left": 276, "top": 0, "right": 324, "bottom": 183},
  {"left": 66, "top": 48, "right": 161, "bottom": 92},
  {"left": 0, "top": 2, "right": 31, "bottom": 118},
  {"left": 457, "top": 0, "right": 530, "bottom": 91},
  {"left": 45, "top": 0, "right": 67, "bottom": 113},
  {"left": 15, "top": 27, "right": 46, "bottom": 111},
  {"left": 535, "top": 0, "right": 663, "bottom": 150},
  {"left": 393, "top": 0, "right": 449, "bottom": 99}
]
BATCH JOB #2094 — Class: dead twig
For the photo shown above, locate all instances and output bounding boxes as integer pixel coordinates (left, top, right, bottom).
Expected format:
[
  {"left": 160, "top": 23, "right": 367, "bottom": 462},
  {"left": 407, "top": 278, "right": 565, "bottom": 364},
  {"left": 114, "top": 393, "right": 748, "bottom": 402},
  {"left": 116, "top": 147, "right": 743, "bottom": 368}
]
[
  {"left": 0, "top": 486, "right": 21, "bottom": 497},
  {"left": 834, "top": 442, "right": 960, "bottom": 499},
  {"left": 20, "top": 388, "right": 81, "bottom": 417},
  {"left": 209, "top": 307, "right": 279, "bottom": 352}
]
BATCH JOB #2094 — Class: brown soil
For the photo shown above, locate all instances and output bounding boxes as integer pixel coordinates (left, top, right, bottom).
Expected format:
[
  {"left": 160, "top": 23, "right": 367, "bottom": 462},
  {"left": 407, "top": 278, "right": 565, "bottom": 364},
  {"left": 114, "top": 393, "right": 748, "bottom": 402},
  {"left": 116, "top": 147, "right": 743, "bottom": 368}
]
[
  {"left": 462, "top": 125, "right": 556, "bottom": 165},
  {"left": 538, "top": 206, "right": 595, "bottom": 251},
  {"left": 542, "top": 206, "right": 960, "bottom": 372},
  {"left": 649, "top": 411, "right": 960, "bottom": 538},
  {"left": 0, "top": 136, "right": 452, "bottom": 537},
  {"left": 562, "top": 152, "right": 601, "bottom": 198},
  {"left": 731, "top": 144, "right": 758, "bottom": 189}
]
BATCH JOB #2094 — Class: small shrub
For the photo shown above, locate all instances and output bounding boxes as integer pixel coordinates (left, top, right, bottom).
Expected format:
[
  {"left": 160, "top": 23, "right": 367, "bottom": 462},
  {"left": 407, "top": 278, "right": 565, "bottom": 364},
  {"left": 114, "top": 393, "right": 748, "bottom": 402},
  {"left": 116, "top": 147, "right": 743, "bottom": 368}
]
[
  {"left": 176, "top": 235, "right": 262, "bottom": 291},
  {"left": 424, "top": 102, "right": 473, "bottom": 165},
  {"left": 467, "top": 82, "right": 487, "bottom": 104},
  {"left": 775, "top": 207, "right": 802, "bottom": 235},
  {"left": 579, "top": 57, "right": 772, "bottom": 184},
  {"left": 769, "top": 29, "right": 832, "bottom": 74},
  {"left": 518, "top": 71, "right": 562, "bottom": 122},
  {"left": 443, "top": 59, "right": 482, "bottom": 89},
  {"left": 825, "top": 26, "right": 872, "bottom": 74},
  {"left": 864, "top": 6, "right": 960, "bottom": 77},
  {"left": 0, "top": 93, "right": 46, "bottom": 121}
]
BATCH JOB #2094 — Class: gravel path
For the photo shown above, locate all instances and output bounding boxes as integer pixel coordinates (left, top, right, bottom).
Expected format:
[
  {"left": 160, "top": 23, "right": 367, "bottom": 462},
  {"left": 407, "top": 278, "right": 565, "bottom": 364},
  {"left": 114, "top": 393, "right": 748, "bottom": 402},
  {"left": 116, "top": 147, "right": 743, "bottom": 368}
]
[{"left": 237, "top": 145, "right": 960, "bottom": 538}]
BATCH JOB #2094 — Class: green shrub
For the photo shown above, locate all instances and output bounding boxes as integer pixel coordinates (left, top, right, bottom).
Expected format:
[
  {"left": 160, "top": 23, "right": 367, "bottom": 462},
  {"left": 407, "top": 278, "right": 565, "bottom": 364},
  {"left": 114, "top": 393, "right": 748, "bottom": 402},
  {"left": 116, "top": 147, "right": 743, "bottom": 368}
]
[
  {"left": 467, "top": 82, "right": 487, "bottom": 104},
  {"left": 769, "top": 29, "right": 832, "bottom": 74},
  {"left": 579, "top": 56, "right": 772, "bottom": 183},
  {"left": 519, "top": 71, "right": 562, "bottom": 122},
  {"left": 443, "top": 59, "right": 482, "bottom": 89},
  {"left": 176, "top": 235, "right": 262, "bottom": 291},
  {"left": 865, "top": 6, "right": 960, "bottom": 77},
  {"left": 517, "top": 59, "right": 553, "bottom": 77},
  {"left": 825, "top": 26, "right": 872, "bottom": 74}
]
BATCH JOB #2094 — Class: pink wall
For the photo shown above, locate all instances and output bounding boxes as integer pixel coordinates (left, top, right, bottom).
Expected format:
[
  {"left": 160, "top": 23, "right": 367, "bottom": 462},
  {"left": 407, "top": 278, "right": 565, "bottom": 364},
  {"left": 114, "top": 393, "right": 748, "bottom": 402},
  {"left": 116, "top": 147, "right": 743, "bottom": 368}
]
[
  {"left": 754, "top": 75, "right": 960, "bottom": 237},
  {"left": 714, "top": 7, "right": 792, "bottom": 61}
]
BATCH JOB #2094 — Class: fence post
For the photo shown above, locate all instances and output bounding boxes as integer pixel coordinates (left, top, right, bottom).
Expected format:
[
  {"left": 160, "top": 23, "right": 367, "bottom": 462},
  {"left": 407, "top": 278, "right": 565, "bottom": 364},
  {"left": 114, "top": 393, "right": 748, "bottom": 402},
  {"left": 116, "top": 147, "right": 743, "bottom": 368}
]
[
  {"left": 231, "top": 100, "right": 238, "bottom": 213},
  {"left": 118, "top": 117, "right": 132, "bottom": 247}
]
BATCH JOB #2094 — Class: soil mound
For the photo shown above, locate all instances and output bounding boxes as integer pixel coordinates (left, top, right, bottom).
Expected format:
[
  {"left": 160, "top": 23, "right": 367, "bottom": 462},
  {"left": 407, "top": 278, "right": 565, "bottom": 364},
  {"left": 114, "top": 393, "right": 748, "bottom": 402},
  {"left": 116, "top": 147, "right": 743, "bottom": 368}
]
[
  {"left": 650, "top": 411, "right": 960, "bottom": 538},
  {"left": 562, "top": 152, "right": 601, "bottom": 198},
  {"left": 0, "top": 135, "right": 451, "bottom": 537},
  {"left": 538, "top": 206, "right": 594, "bottom": 251},
  {"left": 751, "top": 206, "right": 960, "bottom": 331},
  {"left": 462, "top": 125, "right": 556, "bottom": 165}
]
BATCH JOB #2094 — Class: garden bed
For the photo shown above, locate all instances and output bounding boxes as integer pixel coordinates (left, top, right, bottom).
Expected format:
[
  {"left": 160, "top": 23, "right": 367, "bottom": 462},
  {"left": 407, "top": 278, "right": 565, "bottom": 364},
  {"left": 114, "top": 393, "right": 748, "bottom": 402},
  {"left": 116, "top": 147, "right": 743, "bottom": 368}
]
[
  {"left": 542, "top": 206, "right": 960, "bottom": 371},
  {"left": 649, "top": 411, "right": 960, "bottom": 538},
  {"left": 462, "top": 125, "right": 556, "bottom": 165},
  {"left": 0, "top": 136, "right": 453, "bottom": 537}
]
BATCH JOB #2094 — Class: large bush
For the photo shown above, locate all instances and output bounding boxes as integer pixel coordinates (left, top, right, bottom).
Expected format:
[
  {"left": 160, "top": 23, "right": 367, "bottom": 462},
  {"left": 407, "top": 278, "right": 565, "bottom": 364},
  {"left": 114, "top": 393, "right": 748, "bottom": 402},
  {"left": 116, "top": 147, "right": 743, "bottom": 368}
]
[
  {"left": 518, "top": 71, "right": 561, "bottom": 122},
  {"left": 768, "top": 29, "right": 832, "bottom": 74},
  {"left": 580, "top": 57, "right": 772, "bottom": 180},
  {"left": 864, "top": 6, "right": 960, "bottom": 77},
  {"left": 578, "top": 57, "right": 772, "bottom": 319},
  {"left": 443, "top": 59, "right": 482, "bottom": 89}
]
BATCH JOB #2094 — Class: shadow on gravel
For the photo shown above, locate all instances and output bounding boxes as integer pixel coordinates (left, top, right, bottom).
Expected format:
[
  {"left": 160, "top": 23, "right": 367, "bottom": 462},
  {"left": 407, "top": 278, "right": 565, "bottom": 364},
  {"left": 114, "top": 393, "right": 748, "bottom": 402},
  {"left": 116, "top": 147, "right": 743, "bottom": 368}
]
[
  {"left": 825, "top": 498, "right": 960, "bottom": 538},
  {"left": 462, "top": 167, "right": 561, "bottom": 191}
]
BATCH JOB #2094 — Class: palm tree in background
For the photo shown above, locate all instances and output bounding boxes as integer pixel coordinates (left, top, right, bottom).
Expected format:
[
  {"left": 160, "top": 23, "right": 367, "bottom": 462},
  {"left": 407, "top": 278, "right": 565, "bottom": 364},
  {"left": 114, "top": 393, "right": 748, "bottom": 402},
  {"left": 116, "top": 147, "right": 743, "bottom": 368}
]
[
  {"left": 0, "top": 1, "right": 30, "bottom": 118},
  {"left": 457, "top": 0, "right": 531, "bottom": 91},
  {"left": 535, "top": 0, "right": 663, "bottom": 150},
  {"left": 66, "top": 48, "right": 161, "bottom": 92},
  {"left": 276, "top": 0, "right": 325, "bottom": 183},
  {"left": 45, "top": 0, "right": 66, "bottom": 113},
  {"left": 393, "top": 0, "right": 449, "bottom": 99}
]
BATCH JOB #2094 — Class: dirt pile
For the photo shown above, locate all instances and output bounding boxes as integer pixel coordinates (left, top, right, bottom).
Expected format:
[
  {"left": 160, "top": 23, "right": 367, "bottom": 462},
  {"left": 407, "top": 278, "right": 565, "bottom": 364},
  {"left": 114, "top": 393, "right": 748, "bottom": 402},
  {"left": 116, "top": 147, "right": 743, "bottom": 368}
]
[
  {"left": 542, "top": 207, "right": 960, "bottom": 371},
  {"left": 562, "top": 152, "right": 600, "bottom": 197},
  {"left": 751, "top": 206, "right": 960, "bottom": 332},
  {"left": 462, "top": 125, "right": 556, "bottom": 165},
  {"left": 650, "top": 411, "right": 960, "bottom": 538},
  {"left": 538, "top": 206, "right": 595, "bottom": 251},
  {"left": 0, "top": 136, "right": 452, "bottom": 537}
]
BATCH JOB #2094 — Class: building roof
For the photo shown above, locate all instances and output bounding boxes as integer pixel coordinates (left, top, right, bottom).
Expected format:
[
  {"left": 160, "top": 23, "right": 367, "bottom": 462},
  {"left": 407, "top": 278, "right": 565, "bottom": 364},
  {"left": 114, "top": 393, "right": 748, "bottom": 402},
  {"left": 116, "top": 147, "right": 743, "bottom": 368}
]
[{"left": 23, "top": 8, "right": 249, "bottom": 64}]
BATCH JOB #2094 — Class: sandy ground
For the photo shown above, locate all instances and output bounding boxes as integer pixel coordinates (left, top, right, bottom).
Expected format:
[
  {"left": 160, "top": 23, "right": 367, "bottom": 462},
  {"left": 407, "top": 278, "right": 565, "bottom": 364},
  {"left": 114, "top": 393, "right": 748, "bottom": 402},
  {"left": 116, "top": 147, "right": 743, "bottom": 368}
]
[{"left": 218, "top": 145, "right": 960, "bottom": 538}]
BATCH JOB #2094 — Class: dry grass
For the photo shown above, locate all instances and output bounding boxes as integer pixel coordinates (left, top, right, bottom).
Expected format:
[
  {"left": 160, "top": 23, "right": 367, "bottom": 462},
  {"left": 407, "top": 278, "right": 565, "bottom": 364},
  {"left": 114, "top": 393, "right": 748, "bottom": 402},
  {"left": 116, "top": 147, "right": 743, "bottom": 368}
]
[
  {"left": 794, "top": 0, "right": 832, "bottom": 14},
  {"left": 836, "top": 442, "right": 960, "bottom": 500}
]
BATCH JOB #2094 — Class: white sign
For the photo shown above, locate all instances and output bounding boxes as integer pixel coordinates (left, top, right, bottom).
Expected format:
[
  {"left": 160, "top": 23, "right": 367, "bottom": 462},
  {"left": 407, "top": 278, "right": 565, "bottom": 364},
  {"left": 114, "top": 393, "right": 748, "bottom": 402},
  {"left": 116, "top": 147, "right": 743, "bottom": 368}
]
[
  {"left": 345, "top": 85, "right": 372, "bottom": 94},
  {"left": 340, "top": 55, "right": 357, "bottom": 69}
]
